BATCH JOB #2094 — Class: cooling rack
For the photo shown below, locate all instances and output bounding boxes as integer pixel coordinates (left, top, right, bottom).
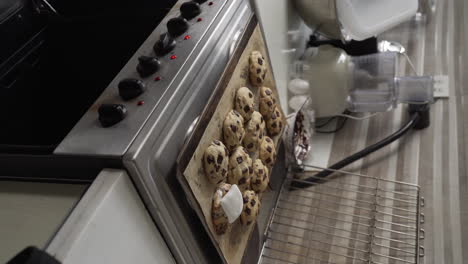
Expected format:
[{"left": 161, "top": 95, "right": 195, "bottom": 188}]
[{"left": 259, "top": 165, "right": 425, "bottom": 264}]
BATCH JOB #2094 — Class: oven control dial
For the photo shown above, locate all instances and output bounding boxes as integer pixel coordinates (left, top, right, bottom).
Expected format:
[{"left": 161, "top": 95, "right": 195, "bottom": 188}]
[
  {"left": 180, "top": 1, "right": 201, "bottom": 20},
  {"left": 153, "top": 33, "right": 176, "bottom": 56},
  {"left": 118, "top": 78, "right": 145, "bottom": 101},
  {"left": 136, "top": 56, "right": 160, "bottom": 77},
  {"left": 98, "top": 104, "right": 127, "bottom": 127},
  {"left": 167, "top": 17, "right": 189, "bottom": 37}
]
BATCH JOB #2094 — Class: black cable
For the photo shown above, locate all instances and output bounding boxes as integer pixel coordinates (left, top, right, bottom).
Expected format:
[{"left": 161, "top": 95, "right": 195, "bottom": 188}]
[
  {"left": 315, "top": 110, "right": 351, "bottom": 133},
  {"left": 315, "top": 117, "right": 348, "bottom": 134},
  {"left": 291, "top": 112, "right": 421, "bottom": 188},
  {"left": 315, "top": 116, "right": 338, "bottom": 128}
]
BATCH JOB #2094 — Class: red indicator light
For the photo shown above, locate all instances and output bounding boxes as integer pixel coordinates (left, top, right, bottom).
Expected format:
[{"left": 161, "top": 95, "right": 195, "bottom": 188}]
[
  {"left": 208, "top": 2, "right": 213, "bottom": 5},
  {"left": 184, "top": 35, "right": 191, "bottom": 40},
  {"left": 197, "top": 17, "right": 202, "bottom": 22},
  {"left": 137, "top": 101, "right": 145, "bottom": 106},
  {"left": 154, "top": 76, "right": 161, "bottom": 81},
  {"left": 170, "top": 55, "right": 177, "bottom": 60}
]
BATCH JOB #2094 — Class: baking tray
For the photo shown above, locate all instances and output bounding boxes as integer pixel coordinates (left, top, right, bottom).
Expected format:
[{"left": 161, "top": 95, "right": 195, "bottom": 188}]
[{"left": 177, "top": 17, "right": 285, "bottom": 264}]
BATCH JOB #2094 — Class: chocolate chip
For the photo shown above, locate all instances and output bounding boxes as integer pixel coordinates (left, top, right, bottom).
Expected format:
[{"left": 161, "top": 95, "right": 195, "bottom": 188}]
[
  {"left": 258, "top": 58, "right": 263, "bottom": 65},
  {"left": 222, "top": 169, "right": 227, "bottom": 176},
  {"left": 231, "top": 125, "right": 237, "bottom": 132},
  {"left": 248, "top": 92, "right": 253, "bottom": 98},
  {"left": 256, "top": 124, "right": 260, "bottom": 130},
  {"left": 247, "top": 221, "right": 252, "bottom": 225},
  {"left": 251, "top": 199, "right": 257, "bottom": 207},
  {"left": 272, "top": 123, "right": 277, "bottom": 128},
  {"left": 272, "top": 113, "right": 277, "bottom": 119},
  {"left": 244, "top": 105, "right": 250, "bottom": 113},
  {"left": 217, "top": 179, "right": 223, "bottom": 184},
  {"left": 245, "top": 207, "right": 251, "bottom": 215},
  {"left": 267, "top": 101, "right": 273, "bottom": 107},
  {"left": 266, "top": 138, "right": 271, "bottom": 143},
  {"left": 237, "top": 157, "right": 243, "bottom": 164},
  {"left": 258, "top": 169, "right": 264, "bottom": 174},
  {"left": 239, "top": 177, "right": 246, "bottom": 185},
  {"left": 266, "top": 146, "right": 272, "bottom": 153},
  {"left": 256, "top": 77, "right": 262, "bottom": 84},
  {"left": 259, "top": 133, "right": 263, "bottom": 139},
  {"left": 256, "top": 179, "right": 262, "bottom": 184},
  {"left": 210, "top": 170, "right": 215, "bottom": 174},
  {"left": 247, "top": 143, "right": 254, "bottom": 149},
  {"left": 249, "top": 166, "right": 253, "bottom": 174},
  {"left": 207, "top": 155, "right": 215, "bottom": 164},
  {"left": 262, "top": 73, "right": 266, "bottom": 79},
  {"left": 256, "top": 68, "right": 261, "bottom": 74},
  {"left": 217, "top": 155, "right": 224, "bottom": 164},
  {"left": 242, "top": 168, "right": 248, "bottom": 174},
  {"left": 263, "top": 174, "right": 267, "bottom": 180},
  {"left": 266, "top": 158, "right": 272, "bottom": 164},
  {"left": 279, "top": 122, "right": 283, "bottom": 129},
  {"left": 215, "top": 165, "right": 220, "bottom": 172},
  {"left": 265, "top": 89, "right": 272, "bottom": 95},
  {"left": 237, "top": 120, "right": 240, "bottom": 124},
  {"left": 243, "top": 197, "right": 249, "bottom": 203}
]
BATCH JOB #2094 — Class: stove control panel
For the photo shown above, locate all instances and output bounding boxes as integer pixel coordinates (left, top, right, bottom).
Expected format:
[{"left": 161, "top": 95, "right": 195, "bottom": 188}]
[{"left": 56, "top": 0, "right": 234, "bottom": 156}]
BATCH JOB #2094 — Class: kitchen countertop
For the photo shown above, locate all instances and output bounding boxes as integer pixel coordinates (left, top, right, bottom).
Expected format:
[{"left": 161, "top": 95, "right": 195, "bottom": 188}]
[
  {"left": 305, "top": 0, "right": 468, "bottom": 263},
  {"left": 0, "top": 181, "right": 87, "bottom": 263}
]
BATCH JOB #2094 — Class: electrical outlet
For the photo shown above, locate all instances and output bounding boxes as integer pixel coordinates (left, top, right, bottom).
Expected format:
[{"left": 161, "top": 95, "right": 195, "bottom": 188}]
[{"left": 433, "top": 75, "right": 449, "bottom": 98}]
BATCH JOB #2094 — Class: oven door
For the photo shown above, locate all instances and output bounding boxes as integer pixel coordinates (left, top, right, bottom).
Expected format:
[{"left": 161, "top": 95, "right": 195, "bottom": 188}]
[{"left": 123, "top": 1, "right": 252, "bottom": 263}]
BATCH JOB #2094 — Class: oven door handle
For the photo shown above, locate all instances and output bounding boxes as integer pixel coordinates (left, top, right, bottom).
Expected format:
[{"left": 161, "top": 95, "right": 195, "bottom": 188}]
[
  {"left": 184, "top": 115, "right": 200, "bottom": 143},
  {"left": 229, "top": 29, "right": 243, "bottom": 58}
]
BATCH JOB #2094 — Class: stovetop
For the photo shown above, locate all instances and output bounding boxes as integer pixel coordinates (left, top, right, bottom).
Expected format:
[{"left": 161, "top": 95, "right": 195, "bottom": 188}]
[{"left": 0, "top": 0, "right": 177, "bottom": 154}]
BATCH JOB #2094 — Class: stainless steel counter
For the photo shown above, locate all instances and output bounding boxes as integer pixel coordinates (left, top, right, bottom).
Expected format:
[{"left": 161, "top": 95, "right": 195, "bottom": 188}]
[{"left": 303, "top": 0, "right": 468, "bottom": 263}]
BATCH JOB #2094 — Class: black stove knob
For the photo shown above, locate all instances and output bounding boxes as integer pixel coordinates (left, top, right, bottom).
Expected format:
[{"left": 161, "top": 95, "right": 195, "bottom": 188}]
[
  {"left": 180, "top": 1, "right": 201, "bottom": 20},
  {"left": 137, "top": 56, "right": 160, "bottom": 77},
  {"left": 118, "top": 78, "right": 145, "bottom": 101},
  {"left": 167, "top": 17, "right": 189, "bottom": 37},
  {"left": 153, "top": 33, "right": 176, "bottom": 56},
  {"left": 98, "top": 104, "right": 127, "bottom": 127},
  {"left": 193, "top": 0, "right": 207, "bottom": 3}
]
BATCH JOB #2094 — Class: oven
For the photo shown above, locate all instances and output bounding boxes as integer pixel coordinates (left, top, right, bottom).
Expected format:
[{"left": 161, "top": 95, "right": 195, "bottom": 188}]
[{"left": 1, "top": 0, "right": 254, "bottom": 262}]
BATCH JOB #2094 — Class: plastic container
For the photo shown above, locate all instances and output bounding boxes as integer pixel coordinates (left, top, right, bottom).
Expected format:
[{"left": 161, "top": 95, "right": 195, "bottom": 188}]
[
  {"left": 336, "top": 0, "right": 418, "bottom": 41},
  {"left": 347, "top": 52, "right": 434, "bottom": 112}
]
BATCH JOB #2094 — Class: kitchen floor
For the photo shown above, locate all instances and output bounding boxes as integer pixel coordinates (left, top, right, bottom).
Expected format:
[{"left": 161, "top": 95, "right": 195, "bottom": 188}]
[{"left": 298, "top": 0, "right": 468, "bottom": 263}]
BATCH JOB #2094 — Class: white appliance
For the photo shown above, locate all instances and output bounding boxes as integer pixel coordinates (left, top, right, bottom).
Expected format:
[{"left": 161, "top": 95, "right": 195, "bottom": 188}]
[{"left": 250, "top": 0, "right": 423, "bottom": 117}]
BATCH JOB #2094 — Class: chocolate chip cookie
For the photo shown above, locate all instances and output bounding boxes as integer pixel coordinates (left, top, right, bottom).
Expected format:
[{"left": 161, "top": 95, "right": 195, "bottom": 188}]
[
  {"left": 249, "top": 51, "right": 267, "bottom": 87},
  {"left": 259, "top": 86, "right": 276, "bottom": 117},
  {"left": 203, "top": 140, "right": 229, "bottom": 184},
  {"left": 242, "top": 111, "right": 264, "bottom": 153},
  {"left": 212, "top": 183, "right": 232, "bottom": 235},
  {"left": 228, "top": 146, "right": 252, "bottom": 192},
  {"left": 266, "top": 107, "right": 284, "bottom": 136},
  {"left": 235, "top": 87, "right": 255, "bottom": 122},
  {"left": 251, "top": 159, "right": 269, "bottom": 193},
  {"left": 223, "top": 110, "right": 245, "bottom": 151},
  {"left": 241, "top": 190, "right": 260, "bottom": 225},
  {"left": 259, "top": 136, "right": 276, "bottom": 167}
]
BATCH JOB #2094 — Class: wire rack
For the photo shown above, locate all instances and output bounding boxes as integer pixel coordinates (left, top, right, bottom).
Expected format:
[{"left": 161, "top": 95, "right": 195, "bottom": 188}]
[{"left": 259, "top": 165, "right": 425, "bottom": 264}]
